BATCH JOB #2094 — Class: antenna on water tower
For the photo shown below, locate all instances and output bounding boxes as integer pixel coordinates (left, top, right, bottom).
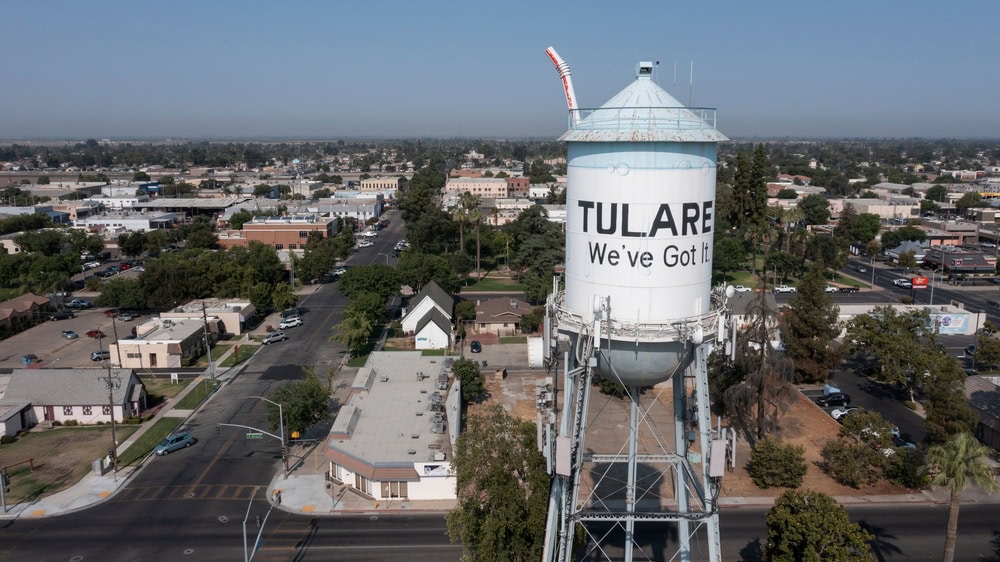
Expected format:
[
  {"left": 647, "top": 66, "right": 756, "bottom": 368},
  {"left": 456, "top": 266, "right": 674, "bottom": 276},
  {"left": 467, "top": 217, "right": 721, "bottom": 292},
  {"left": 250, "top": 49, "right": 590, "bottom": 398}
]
[{"left": 689, "top": 60, "right": 694, "bottom": 106}]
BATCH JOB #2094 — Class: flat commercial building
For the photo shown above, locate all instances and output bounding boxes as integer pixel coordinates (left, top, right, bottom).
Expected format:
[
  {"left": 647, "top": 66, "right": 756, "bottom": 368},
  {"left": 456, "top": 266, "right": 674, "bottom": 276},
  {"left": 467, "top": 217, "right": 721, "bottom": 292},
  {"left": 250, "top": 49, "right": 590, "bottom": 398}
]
[
  {"left": 110, "top": 318, "right": 207, "bottom": 369},
  {"left": 444, "top": 177, "right": 509, "bottom": 198},
  {"left": 324, "top": 352, "right": 458, "bottom": 501},
  {"left": 359, "top": 176, "right": 403, "bottom": 192},
  {"left": 216, "top": 214, "right": 336, "bottom": 251},
  {"left": 160, "top": 299, "right": 255, "bottom": 336}
]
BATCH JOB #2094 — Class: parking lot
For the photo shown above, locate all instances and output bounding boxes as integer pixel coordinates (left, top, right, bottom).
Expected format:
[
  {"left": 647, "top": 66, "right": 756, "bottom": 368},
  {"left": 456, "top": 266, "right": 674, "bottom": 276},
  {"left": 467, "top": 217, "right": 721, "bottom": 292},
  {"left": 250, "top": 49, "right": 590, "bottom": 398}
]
[{"left": 0, "top": 306, "right": 131, "bottom": 369}]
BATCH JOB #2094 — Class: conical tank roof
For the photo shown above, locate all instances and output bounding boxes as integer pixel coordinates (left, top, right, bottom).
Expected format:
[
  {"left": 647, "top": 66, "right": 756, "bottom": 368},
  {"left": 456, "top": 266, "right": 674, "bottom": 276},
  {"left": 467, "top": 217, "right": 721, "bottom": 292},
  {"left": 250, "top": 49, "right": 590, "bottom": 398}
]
[{"left": 559, "top": 61, "right": 727, "bottom": 143}]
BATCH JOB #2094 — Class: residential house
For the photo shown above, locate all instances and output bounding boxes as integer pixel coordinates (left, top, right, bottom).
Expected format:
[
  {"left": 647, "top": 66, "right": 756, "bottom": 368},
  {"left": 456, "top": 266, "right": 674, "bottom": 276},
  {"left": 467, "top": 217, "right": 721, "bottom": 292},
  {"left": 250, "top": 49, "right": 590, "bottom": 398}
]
[
  {"left": 414, "top": 309, "right": 452, "bottom": 350},
  {"left": 473, "top": 297, "right": 532, "bottom": 336},
  {"left": 325, "top": 352, "right": 458, "bottom": 501},
  {"left": 0, "top": 369, "right": 145, "bottom": 433},
  {"left": 400, "top": 281, "right": 453, "bottom": 335}
]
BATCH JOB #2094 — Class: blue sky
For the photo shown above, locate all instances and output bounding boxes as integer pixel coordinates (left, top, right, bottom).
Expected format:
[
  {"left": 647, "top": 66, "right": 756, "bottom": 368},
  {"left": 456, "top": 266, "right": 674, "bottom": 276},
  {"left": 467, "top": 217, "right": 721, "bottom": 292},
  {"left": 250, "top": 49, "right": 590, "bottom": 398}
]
[{"left": 2, "top": 0, "right": 997, "bottom": 139}]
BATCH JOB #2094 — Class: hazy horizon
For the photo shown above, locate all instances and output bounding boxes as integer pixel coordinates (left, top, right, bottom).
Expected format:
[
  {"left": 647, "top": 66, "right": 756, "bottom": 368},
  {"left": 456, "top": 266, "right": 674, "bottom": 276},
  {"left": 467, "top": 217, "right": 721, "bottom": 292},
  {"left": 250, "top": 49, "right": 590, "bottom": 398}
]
[{"left": 3, "top": 0, "right": 997, "bottom": 140}]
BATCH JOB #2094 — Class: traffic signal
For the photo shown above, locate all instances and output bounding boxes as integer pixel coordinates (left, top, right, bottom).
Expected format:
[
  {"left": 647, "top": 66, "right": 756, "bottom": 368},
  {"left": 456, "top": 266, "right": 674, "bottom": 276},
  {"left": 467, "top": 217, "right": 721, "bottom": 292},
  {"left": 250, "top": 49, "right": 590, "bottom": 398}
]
[
  {"left": 3, "top": 472, "right": 10, "bottom": 493},
  {"left": 215, "top": 426, "right": 221, "bottom": 435}
]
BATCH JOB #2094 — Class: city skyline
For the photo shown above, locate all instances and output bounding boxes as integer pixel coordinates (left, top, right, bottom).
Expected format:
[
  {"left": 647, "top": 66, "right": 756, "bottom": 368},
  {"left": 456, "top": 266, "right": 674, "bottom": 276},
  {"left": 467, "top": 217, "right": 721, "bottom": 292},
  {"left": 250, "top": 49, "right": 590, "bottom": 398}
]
[{"left": 3, "top": 0, "right": 998, "bottom": 140}]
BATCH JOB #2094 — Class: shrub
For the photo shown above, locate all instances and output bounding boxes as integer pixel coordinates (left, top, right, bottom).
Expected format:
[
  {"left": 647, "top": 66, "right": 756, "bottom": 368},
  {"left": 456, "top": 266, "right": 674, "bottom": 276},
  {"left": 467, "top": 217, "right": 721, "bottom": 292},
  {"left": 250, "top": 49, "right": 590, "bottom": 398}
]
[
  {"left": 51, "top": 420, "right": 63, "bottom": 426},
  {"left": 904, "top": 400, "right": 916, "bottom": 410},
  {"left": 884, "top": 447, "right": 927, "bottom": 489},
  {"left": 822, "top": 438, "right": 885, "bottom": 488},
  {"left": 0, "top": 434, "right": 16, "bottom": 444},
  {"left": 63, "top": 419, "right": 79, "bottom": 426},
  {"left": 749, "top": 436, "right": 807, "bottom": 489}
]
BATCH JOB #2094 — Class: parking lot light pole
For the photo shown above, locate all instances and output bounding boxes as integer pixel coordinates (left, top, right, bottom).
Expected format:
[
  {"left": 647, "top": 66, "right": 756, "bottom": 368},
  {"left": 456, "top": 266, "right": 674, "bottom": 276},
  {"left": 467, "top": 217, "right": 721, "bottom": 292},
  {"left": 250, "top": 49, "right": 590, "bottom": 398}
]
[{"left": 245, "top": 396, "right": 287, "bottom": 477}]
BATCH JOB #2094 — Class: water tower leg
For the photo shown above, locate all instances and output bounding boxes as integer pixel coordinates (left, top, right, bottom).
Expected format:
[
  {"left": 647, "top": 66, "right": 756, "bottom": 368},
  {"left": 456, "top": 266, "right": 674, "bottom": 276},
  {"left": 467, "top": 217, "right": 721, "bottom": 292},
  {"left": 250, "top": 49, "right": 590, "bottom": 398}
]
[
  {"left": 623, "top": 386, "right": 641, "bottom": 562},
  {"left": 673, "top": 370, "right": 692, "bottom": 561},
  {"left": 693, "top": 345, "right": 723, "bottom": 562}
]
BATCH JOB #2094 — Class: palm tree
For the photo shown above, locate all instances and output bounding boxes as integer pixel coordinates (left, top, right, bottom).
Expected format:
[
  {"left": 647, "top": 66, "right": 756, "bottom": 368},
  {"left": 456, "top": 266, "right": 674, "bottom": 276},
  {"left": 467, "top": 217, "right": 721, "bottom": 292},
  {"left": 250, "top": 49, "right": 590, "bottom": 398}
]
[
  {"left": 330, "top": 310, "right": 373, "bottom": 358},
  {"left": 926, "top": 432, "right": 999, "bottom": 562},
  {"left": 743, "top": 222, "right": 775, "bottom": 279}
]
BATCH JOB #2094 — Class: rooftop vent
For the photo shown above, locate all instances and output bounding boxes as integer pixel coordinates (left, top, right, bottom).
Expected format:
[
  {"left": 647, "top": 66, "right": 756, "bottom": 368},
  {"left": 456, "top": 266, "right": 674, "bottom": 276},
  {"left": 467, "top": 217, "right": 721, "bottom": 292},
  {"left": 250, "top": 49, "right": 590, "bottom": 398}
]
[
  {"left": 407, "top": 449, "right": 417, "bottom": 455},
  {"left": 411, "top": 433, "right": 420, "bottom": 439}
]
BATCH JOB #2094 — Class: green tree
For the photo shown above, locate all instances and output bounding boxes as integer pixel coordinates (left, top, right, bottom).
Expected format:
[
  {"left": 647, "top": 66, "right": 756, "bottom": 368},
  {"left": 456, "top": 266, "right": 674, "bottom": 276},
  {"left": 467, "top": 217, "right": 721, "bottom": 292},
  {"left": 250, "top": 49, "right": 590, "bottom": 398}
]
[
  {"left": 923, "top": 355, "right": 978, "bottom": 445},
  {"left": 117, "top": 231, "right": 147, "bottom": 257},
  {"left": 713, "top": 235, "right": 748, "bottom": 278},
  {"left": 775, "top": 188, "right": 797, "bottom": 199},
  {"left": 927, "top": 433, "right": 999, "bottom": 562},
  {"left": 37, "top": 175, "right": 50, "bottom": 185},
  {"left": 96, "top": 278, "right": 147, "bottom": 309},
  {"left": 446, "top": 404, "right": 550, "bottom": 562},
  {"left": 763, "top": 489, "right": 873, "bottom": 561},
  {"left": 331, "top": 310, "right": 374, "bottom": 357},
  {"left": 452, "top": 358, "right": 485, "bottom": 401},
  {"left": 955, "top": 192, "right": 982, "bottom": 214},
  {"left": 338, "top": 264, "right": 399, "bottom": 301},
  {"left": 844, "top": 305, "right": 933, "bottom": 403},
  {"left": 396, "top": 251, "right": 459, "bottom": 294},
  {"left": 749, "top": 437, "right": 806, "bottom": 489},
  {"left": 925, "top": 184, "right": 947, "bottom": 202},
  {"left": 897, "top": 251, "right": 917, "bottom": 272},
  {"left": 266, "top": 367, "right": 330, "bottom": 435},
  {"left": 132, "top": 171, "right": 151, "bottom": 182},
  {"left": 976, "top": 333, "right": 1000, "bottom": 370},
  {"left": 271, "top": 282, "right": 298, "bottom": 312},
  {"left": 782, "top": 264, "right": 843, "bottom": 383},
  {"left": 797, "top": 194, "right": 830, "bottom": 226},
  {"left": 228, "top": 209, "right": 255, "bottom": 230},
  {"left": 346, "top": 291, "right": 387, "bottom": 328}
]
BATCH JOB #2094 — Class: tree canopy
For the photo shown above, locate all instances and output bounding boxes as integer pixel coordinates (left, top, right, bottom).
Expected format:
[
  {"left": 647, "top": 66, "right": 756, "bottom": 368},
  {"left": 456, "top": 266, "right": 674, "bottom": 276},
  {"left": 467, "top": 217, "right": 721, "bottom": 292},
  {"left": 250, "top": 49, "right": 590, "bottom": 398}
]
[
  {"left": 763, "top": 490, "right": 873, "bottom": 561},
  {"left": 446, "top": 405, "right": 550, "bottom": 561}
]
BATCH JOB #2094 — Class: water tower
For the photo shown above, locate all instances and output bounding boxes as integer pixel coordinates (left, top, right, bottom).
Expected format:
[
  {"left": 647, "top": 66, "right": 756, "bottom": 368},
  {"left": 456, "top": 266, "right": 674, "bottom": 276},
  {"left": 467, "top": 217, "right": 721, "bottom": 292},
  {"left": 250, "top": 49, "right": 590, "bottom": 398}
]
[{"left": 541, "top": 49, "right": 728, "bottom": 562}]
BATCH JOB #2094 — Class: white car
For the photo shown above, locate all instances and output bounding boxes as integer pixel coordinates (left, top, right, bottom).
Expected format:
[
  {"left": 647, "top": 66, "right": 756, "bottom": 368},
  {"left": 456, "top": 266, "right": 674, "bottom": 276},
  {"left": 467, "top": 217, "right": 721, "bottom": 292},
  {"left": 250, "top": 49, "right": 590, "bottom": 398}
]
[
  {"left": 893, "top": 278, "right": 912, "bottom": 288},
  {"left": 773, "top": 285, "right": 796, "bottom": 294},
  {"left": 278, "top": 317, "right": 302, "bottom": 329},
  {"left": 83, "top": 261, "right": 102, "bottom": 270},
  {"left": 731, "top": 285, "right": 753, "bottom": 293},
  {"left": 830, "top": 406, "right": 859, "bottom": 421},
  {"left": 825, "top": 286, "right": 838, "bottom": 293}
]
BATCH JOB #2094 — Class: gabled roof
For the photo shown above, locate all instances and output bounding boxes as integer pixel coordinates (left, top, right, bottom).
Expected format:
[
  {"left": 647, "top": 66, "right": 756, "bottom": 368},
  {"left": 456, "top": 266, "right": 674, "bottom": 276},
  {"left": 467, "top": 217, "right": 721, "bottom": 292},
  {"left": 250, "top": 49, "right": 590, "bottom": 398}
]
[
  {"left": 475, "top": 297, "right": 531, "bottom": 321},
  {"left": 408, "top": 281, "right": 453, "bottom": 318},
  {"left": 415, "top": 308, "right": 452, "bottom": 336},
  {"left": 967, "top": 376, "right": 1000, "bottom": 432},
  {"left": 1, "top": 369, "right": 138, "bottom": 406}
]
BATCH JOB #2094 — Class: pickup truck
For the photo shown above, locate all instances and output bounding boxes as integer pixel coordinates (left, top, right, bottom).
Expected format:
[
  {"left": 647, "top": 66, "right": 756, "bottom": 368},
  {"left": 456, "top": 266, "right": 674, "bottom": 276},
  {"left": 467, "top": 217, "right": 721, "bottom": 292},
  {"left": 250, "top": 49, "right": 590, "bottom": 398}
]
[
  {"left": 773, "top": 285, "right": 797, "bottom": 294},
  {"left": 892, "top": 279, "right": 912, "bottom": 289},
  {"left": 732, "top": 285, "right": 753, "bottom": 293}
]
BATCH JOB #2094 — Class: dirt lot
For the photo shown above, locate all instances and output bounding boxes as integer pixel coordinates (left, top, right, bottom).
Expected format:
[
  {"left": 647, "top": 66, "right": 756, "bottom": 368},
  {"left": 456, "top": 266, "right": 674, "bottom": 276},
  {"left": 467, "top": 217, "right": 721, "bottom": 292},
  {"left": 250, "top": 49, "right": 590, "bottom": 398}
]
[
  {"left": 0, "top": 425, "right": 138, "bottom": 503},
  {"left": 481, "top": 369, "right": 907, "bottom": 498}
]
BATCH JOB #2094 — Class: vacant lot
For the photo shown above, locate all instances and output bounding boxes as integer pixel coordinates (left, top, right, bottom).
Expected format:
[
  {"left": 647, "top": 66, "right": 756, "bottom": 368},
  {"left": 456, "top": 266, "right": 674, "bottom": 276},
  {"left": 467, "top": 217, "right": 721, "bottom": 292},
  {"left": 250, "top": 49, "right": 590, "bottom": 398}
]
[{"left": 0, "top": 425, "right": 138, "bottom": 503}]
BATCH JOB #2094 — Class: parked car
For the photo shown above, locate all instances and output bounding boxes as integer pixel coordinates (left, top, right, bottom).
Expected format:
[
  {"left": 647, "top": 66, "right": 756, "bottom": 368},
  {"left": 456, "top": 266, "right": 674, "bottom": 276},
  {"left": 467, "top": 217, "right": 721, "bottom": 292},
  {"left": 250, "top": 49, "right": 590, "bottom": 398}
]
[
  {"left": 104, "top": 309, "right": 119, "bottom": 318},
  {"left": 154, "top": 432, "right": 196, "bottom": 456},
  {"left": 278, "top": 317, "right": 302, "bottom": 329},
  {"left": 91, "top": 350, "right": 110, "bottom": 362},
  {"left": 825, "top": 286, "right": 838, "bottom": 293},
  {"left": 966, "top": 344, "right": 977, "bottom": 356},
  {"left": 86, "top": 329, "right": 106, "bottom": 339},
  {"left": 838, "top": 287, "right": 860, "bottom": 293},
  {"left": 49, "top": 311, "right": 74, "bottom": 321},
  {"left": 470, "top": 340, "right": 482, "bottom": 353},
  {"left": 83, "top": 261, "right": 102, "bottom": 270},
  {"left": 262, "top": 331, "right": 288, "bottom": 344},
  {"left": 118, "top": 313, "right": 136, "bottom": 322},
  {"left": 830, "top": 406, "right": 859, "bottom": 421},
  {"left": 773, "top": 285, "right": 796, "bottom": 294},
  {"left": 66, "top": 299, "right": 93, "bottom": 308},
  {"left": 732, "top": 285, "right": 753, "bottom": 293},
  {"left": 62, "top": 330, "right": 79, "bottom": 340},
  {"left": 815, "top": 393, "right": 851, "bottom": 407}
]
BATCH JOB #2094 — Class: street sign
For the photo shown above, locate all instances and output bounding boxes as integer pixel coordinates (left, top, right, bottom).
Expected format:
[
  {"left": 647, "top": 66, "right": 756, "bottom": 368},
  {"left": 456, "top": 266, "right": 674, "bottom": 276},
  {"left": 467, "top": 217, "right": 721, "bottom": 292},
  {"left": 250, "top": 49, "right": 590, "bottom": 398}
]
[{"left": 245, "top": 432, "right": 264, "bottom": 440}]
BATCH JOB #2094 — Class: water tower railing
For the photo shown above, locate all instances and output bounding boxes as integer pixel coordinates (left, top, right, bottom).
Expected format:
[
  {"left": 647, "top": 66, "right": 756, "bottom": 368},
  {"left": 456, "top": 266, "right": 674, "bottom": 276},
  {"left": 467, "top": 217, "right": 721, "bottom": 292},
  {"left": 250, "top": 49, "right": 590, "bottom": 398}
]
[
  {"left": 551, "top": 290, "right": 720, "bottom": 342},
  {"left": 569, "top": 107, "right": 717, "bottom": 132}
]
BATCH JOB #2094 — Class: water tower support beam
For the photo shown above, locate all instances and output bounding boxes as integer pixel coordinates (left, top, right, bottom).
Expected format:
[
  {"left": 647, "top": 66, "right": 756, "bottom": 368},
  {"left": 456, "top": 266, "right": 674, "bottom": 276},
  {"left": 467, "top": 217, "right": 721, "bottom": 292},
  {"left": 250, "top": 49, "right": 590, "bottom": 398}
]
[
  {"left": 623, "top": 385, "right": 641, "bottom": 562},
  {"left": 693, "top": 344, "right": 722, "bottom": 561},
  {"left": 673, "top": 367, "right": 692, "bottom": 561}
]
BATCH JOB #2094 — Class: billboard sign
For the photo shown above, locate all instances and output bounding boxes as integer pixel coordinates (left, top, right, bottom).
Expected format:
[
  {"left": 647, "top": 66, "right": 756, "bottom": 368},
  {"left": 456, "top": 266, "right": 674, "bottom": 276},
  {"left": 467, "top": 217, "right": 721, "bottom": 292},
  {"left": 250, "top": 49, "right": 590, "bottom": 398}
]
[{"left": 911, "top": 276, "right": 929, "bottom": 289}]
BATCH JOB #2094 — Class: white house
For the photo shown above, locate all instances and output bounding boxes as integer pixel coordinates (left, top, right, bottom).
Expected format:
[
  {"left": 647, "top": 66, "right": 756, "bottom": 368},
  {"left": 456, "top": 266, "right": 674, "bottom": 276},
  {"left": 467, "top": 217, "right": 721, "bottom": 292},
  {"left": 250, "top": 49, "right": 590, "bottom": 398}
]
[
  {"left": 400, "top": 281, "right": 453, "bottom": 335},
  {"left": 414, "top": 310, "right": 452, "bottom": 350},
  {"left": 0, "top": 369, "right": 145, "bottom": 433}
]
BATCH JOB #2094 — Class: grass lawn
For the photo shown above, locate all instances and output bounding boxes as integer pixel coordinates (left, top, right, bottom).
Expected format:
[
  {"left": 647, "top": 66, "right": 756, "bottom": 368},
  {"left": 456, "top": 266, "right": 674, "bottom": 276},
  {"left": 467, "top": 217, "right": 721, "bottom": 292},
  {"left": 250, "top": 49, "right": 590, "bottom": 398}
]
[
  {"left": 218, "top": 345, "right": 256, "bottom": 368},
  {"left": 500, "top": 336, "right": 527, "bottom": 344},
  {"left": 347, "top": 354, "right": 370, "bottom": 367},
  {"left": 174, "top": 379, "right": 221, "bottom": 410},
  {"left": 116, "top": 418, "right": 184, "bottom": 467},
  {"left": 142, "top": 376, "right": 193, "bottom": 407},
  {"left": 462, "top": 277, "right": 525, "bottom": 292},
  {"left": 421, "top": 349, "right": 446, "bottom": 356},
  {"left": 0, "top": 425, "right": 139, "bottom": 502}
]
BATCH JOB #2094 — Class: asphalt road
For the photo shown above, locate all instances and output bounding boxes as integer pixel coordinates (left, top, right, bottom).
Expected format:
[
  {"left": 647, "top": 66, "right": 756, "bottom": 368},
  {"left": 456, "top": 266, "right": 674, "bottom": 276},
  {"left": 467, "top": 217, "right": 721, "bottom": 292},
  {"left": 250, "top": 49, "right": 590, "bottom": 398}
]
[{"left": 0, "top": 211, "right": 462, "bottom": 561}]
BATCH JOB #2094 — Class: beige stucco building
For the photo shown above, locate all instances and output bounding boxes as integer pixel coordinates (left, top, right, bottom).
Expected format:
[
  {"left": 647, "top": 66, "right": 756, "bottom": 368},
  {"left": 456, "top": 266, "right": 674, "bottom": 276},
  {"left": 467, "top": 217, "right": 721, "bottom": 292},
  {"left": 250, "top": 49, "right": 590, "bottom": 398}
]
[
  {"left": 110, "top": 318, "right": 208, "bottom": 369},
  {"left": 160, "top": 299, "right": 256, "bottom": 336},
  {"left": 359, "top": 176, "right": 403, "bottom": 192},
  {"left": 444, "top": 177, "right": 509, "bottom": 198}
]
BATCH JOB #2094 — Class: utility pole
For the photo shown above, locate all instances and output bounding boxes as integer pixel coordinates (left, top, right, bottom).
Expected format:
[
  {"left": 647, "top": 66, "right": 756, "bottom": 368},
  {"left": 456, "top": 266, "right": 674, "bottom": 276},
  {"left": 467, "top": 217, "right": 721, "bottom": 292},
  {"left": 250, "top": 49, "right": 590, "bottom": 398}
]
[
  {"left": 201, "top": 303, "right": 215, "bottom": 380},
  {"left": 98, "top": 368, "right": 122, "bottom": 480}
]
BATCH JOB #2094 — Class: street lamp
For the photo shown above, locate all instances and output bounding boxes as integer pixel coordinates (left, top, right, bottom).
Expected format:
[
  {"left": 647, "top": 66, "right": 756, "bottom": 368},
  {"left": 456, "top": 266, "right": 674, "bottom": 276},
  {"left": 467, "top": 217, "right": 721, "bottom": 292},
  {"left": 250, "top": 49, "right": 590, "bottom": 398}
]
[{"left": 245, "top": 396, "right": 287, "bottom": 477}]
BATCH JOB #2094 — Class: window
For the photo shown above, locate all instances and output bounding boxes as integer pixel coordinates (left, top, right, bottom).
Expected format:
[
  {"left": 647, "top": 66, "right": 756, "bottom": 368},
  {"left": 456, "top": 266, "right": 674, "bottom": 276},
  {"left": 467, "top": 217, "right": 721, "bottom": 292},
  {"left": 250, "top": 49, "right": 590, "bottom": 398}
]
[
  {"left": 102, "top": 405, "right": 112, "bottom": 415},
  {"left": 299, "top": 231, "right": 308, "bottom": 238},
  {"left": 127, "top": 352, "right": 141, "bottom": 359},
  {"left": 83, "top": 406, "right": 92, "bottom": 416},
  {"left": 275, "top": 244, "right": 284, "bottom": 250},
  {"left": 480, "top": 323, "right": 486, "bottom": 328},
  {"left": 381, "top": 481, "right": 408, "bottom": 498},
  {"left": 63, "top": 406, "right": 74, "bottom": 416},
  {"left": 355, "top": 474, "right": 372, "bottom": 495},
  {"left": 288, "top": 244, "right": 296, "bottom": 250}
]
